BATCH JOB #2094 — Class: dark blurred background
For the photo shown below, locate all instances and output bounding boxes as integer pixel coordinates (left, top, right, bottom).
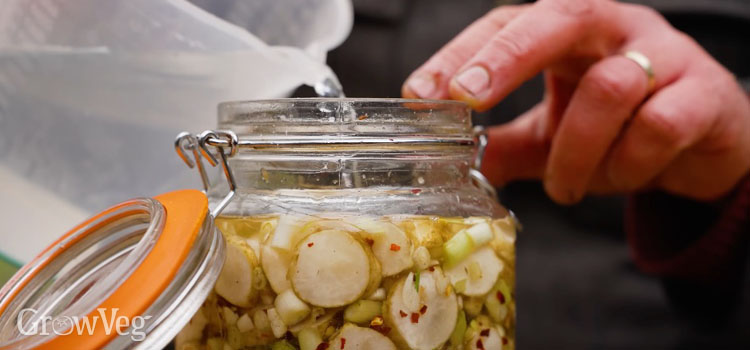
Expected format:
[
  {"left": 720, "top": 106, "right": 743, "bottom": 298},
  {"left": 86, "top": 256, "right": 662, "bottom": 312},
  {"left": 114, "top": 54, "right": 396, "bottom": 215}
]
[{"left": 316, "top": 0, "right": 750, "bottom": 348}]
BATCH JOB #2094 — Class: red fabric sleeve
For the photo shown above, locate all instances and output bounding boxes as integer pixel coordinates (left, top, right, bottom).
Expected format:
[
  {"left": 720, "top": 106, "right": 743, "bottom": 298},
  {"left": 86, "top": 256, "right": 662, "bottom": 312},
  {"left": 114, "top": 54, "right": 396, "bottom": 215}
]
[{"left": 626, "top": 176, "right": 750, "bottom": 286}]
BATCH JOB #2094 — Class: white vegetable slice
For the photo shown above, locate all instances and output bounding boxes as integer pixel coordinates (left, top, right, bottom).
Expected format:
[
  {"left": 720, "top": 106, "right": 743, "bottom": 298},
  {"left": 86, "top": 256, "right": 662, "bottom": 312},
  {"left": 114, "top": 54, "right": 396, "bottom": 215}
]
[
  {"left": 468, "top": 326, "right": 503, "bottom": 350},
  {"left": 269, "top": 215, "right": 308, "bottom": 250},
  {"left": 252, "top": 309, "right": 271, "bottom": 333},
  {"left": 412, "top": 246, "right": 431, "bottom": 271},
  {"left": 244, "top": 237, "right": 262, "bottom": 259},
  {"left": 445, "top": 247, "right": 503, "bottom": 297},
  {"left": 366, "top": 288, "right": 386, "bottom": 301},
  {"left": 274, "top": 289, "right": 311, "bottom": 326},
  {"left": 346, "top": 218, "right": 413, "bottom": 276},
  {"left": 266, "top": 307, "right": 287, "bottom": 338},
  {"left": 401, "top": 272, "right": 420, "bottom": 313},
  {"left": 490, "top": 217, "right": 517, "bottom": 265},
  {"left": 215, "top": 238, "right": 258, "bottom": 307},
  {"left": 237, "top": 313, "right": 255, "bottom": 333},
  {"left": 330, "top": 324, "right": 397, "bottom": 350},
  {"left": 407, "top": 219, "right": 444, "bottom": 248},
  {"left": 465, "top": 221, "right": 493, "bottom": 247},
  {"left": 175, "top": 307, "right": 207, "bottom": 348},
  {"left": 306, "top": 219, "right": 361, "bottom": 233},
  {"left": 262, "top": 245, "right": 293, "bottom": 294},
  {"left": 222, "top": 306, "right": 239, "bottom": 326},
  {"left": 385, "top": 269, "right": 458, "bottom": 350},
  {"left": 291, "top": 230, "right": 373, "bottom": 307}
]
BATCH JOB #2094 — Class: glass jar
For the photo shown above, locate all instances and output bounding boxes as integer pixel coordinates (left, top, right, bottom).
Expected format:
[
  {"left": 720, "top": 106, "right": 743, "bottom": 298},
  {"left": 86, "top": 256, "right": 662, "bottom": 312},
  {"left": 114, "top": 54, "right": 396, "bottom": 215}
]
[{"left": 178, "top": 99, "right": 518, "bottom": 350}]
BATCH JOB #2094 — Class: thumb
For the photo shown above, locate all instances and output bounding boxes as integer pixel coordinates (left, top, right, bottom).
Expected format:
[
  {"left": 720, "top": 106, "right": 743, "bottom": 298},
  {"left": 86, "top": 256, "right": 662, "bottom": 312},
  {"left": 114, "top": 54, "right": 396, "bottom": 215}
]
[{"left": 480, "top": 102, "right": 551, "bottom": 186}]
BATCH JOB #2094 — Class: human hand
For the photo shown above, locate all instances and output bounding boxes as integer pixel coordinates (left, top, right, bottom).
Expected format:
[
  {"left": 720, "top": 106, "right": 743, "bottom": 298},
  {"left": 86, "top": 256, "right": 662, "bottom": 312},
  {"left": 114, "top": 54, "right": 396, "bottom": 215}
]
[{"left": 402, "top": 0, "right": 750, "bottom": 204}]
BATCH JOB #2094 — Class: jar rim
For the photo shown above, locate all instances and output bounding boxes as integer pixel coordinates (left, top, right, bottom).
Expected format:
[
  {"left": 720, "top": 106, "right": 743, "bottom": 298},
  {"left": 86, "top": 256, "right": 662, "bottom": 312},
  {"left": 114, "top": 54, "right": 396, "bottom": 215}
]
[
  {"left": 218, "top": 97, "right": 469, "bottom": 109},
  {"left": 217, "top": 98, "right": 473, "bottom": 139}
]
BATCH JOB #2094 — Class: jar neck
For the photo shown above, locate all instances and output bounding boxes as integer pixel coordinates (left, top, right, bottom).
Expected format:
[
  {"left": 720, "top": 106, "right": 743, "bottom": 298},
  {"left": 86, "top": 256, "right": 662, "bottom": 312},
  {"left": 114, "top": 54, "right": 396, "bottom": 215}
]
[{"left": 217, "top": 145, "right": 475, "bottom": 192}]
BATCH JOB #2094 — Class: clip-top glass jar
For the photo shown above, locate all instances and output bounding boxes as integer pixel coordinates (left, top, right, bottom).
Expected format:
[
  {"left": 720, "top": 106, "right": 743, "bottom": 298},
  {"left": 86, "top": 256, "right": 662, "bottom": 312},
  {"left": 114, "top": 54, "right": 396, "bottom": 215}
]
[
  {"left": 177, "top": 99, "right": 518, "bottom": 350},
  {"left": 0, "top": 98, "right": 516, "bottom": 350}
]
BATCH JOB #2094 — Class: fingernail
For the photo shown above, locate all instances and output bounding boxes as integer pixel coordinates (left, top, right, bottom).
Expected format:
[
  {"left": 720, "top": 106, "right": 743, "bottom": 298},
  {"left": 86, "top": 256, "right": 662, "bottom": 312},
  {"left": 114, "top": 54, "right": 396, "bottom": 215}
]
[
  {"left": 454, "top": 66, "right": 490, "bottom": 97},
  {"left": 406, "top": 74, "right": 437, "bottom": 98}
]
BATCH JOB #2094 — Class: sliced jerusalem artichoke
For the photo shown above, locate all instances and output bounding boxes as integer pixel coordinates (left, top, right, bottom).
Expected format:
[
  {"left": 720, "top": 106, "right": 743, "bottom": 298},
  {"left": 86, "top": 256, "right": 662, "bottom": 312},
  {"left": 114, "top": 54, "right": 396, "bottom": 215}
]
[
  {"left": 274, "top": 289, "right": 311, "bottom": 326},
  {"left": 236, "top": 312, "right": 255, "bottom": 332},
  {"left": 490, "top": 217, "right": 517, "bottom": 266},
  {"left": 305, "top": 218, "right": 361, "bottom": 233},
  {"left": 468, "top": 326, "right": 503, "bottom": 350},
  {"left": 270, "top": 216, "right": 365, "bottom": 251},
  {"left": 266, "top": 307, "right": 288, "bottom": 338},
  {"left": 262, "top": 244, "right": 293, "bottom": 294},
  {"left": 485, "top": 279, "right": 513, "bottom": 324},
  {"left": 347, "top": 218, "right": 413, "bottom": 276},
  {"left": 175, "top": 307, "right": 207, "bottom": 348},
  {"left": 215, "top": 237, "right": 258, "bottom": 307},
  {"left": 404, "top": 218, "right": 444, "bottom": 248},
  {"left": 216, "top": 217, "right": 276, "bottom": 257},
  {"left": 445, "top": 247, "right": 503, "bottom": 297},
  {"left": 269, "top": 215, "right": 309, "bottom": 250},
  {"left": 291, "top": 229, "right": 377, "bottom": 307},
  {"left": 330, "top": 324, "right": 397, "bottom": 350},
  {"left": 384, "top": 269, "right": 458, "bottom": 350},
  {"left": 366, "top": 288, "right": 386, "bottom": 301}
]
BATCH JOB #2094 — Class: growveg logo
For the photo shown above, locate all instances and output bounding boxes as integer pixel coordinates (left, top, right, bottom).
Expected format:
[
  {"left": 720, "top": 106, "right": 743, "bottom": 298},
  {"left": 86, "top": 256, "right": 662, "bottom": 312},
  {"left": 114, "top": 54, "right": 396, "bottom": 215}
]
[{"left": 17, "top": 308, "right": 152, "bottom": 341}]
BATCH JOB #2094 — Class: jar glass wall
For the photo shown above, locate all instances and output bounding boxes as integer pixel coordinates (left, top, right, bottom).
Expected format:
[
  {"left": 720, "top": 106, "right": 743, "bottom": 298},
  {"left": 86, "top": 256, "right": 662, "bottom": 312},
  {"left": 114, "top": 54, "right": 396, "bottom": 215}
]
[{"left": 177, "top": 99, "right": 517, "bottom": 350}]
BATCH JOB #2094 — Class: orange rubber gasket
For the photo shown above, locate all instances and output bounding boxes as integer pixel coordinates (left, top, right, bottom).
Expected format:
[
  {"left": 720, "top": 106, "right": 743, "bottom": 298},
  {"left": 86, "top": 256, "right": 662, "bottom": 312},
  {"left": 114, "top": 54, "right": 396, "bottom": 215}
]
[{"left": 0, "top": 189, "right": 208, "bottom": 350}]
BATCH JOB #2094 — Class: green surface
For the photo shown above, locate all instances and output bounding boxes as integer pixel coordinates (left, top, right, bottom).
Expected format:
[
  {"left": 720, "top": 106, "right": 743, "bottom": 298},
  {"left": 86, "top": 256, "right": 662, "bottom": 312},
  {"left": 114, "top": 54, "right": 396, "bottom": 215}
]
[{"left": 0, "top": 254, "right": 20, "bottom": 287}]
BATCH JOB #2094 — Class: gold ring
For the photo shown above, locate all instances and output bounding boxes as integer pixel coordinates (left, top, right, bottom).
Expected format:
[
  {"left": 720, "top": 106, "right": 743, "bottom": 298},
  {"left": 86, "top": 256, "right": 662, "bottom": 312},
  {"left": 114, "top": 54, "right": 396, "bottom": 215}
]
[{"left": 622, "top": 50, "right": 656, "bottom": 94}]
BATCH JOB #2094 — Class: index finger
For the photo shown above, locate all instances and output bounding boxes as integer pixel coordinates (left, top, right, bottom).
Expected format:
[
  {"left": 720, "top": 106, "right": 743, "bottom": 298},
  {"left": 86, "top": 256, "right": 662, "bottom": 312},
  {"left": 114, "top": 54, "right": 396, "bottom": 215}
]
[
  {"left": 402, "top": 5, "right": 527, "bottom": 99},
  {"left": 448, "top": 0, "right": 620, "bottom": 111}
]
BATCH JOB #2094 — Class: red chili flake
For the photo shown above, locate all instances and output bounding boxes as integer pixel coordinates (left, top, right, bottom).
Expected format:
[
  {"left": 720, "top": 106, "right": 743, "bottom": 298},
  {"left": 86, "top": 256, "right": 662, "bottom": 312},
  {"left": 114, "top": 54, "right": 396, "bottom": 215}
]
[
  {"left": 308, "top": 242, "right": 315, "bottom": 247},
  {"left": 364, "top": 238, "right": 375, "bottom": 246},
  {"left": 390, "top": 243, "right": 401, "bottom": 252},
  {"left": 410, "top": 312, "right": 420, "bottom": 324},
  {"left": 316, "top": 342, "right": 330, "bottom": 350},
  {"left": 410, "top": 189, "right": 421, "bottom": 194},
  {"left": 428, "top": 266, "right": 435, "bottom": 272},
  {"left": 370, "top": 324, "right": 392, "bottom": 335},
  {"left": 502, "top": 337, "right": 509, "bottom": 345},
  {"left": 497, "top": 291, "right": 506, "bottom": 304},
  {"left": 399, "top": 310, "right": 408, "bottom": 318},
  {"left": 340, "top": 337, "right": 346, "bottom": 349},
  {"left": 476, "top": 339, "right": 485, "bottom": 350},
  {"left": 419, "top": 305, "right": 428, "bottom": 315},
  {"left": 480, "top": 328, "right": 490, "bottom": 337}
]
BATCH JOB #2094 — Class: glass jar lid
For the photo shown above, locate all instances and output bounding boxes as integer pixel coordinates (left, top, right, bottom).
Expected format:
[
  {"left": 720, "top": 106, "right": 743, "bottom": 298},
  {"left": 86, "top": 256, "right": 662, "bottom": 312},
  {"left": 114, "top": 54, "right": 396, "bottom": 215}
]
[
  {"left": 217, "top": 98, "right": 473, "bottom": 141},
  {"left": 0, "top": 190, "right": 224, "bottom": 350}
]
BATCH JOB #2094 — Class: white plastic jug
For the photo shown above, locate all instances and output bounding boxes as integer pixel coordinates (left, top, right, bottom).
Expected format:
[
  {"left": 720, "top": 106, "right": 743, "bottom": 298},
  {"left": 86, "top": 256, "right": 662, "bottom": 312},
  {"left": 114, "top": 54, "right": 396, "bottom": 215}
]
[{"left": 0, "top": 0, "right": 352, "bottom": 264}]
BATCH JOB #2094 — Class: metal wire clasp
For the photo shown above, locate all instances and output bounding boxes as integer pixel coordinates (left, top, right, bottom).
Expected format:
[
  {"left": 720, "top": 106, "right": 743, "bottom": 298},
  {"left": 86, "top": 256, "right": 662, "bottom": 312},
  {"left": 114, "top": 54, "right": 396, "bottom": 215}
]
[
  {"left": 470, "top": 126, "right": 498, "bottom": 200},
  {"left": 175, "top": 130, "right": 238, "bottom": 217}
]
